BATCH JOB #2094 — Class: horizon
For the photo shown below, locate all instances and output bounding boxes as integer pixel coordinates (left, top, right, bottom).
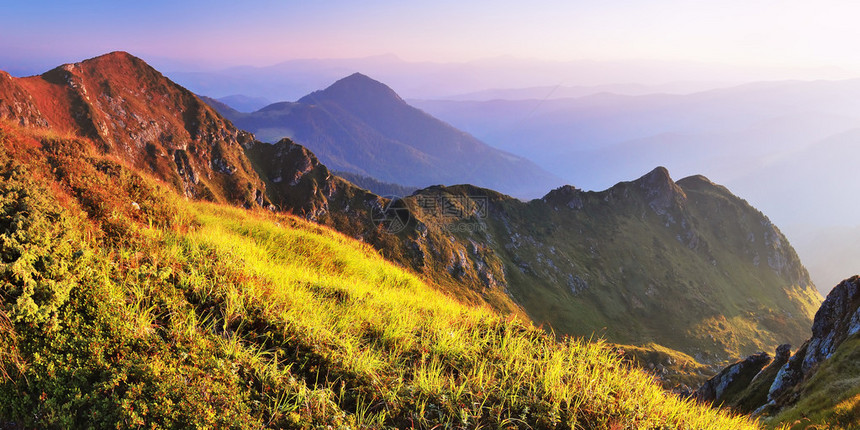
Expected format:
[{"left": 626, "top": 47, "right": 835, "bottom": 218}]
[{"left": 5, "top": 1, "right": 860, "bottom": 83}]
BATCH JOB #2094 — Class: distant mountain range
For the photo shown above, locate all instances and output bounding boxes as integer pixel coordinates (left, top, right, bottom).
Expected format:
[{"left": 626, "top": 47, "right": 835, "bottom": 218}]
[
  {"left": 216, "top": 94, "right": 271, "bottom": 112},
  {"left": 205, "top": 73, "right": 564, "bottom": 198},
  {"left": 411, "top": 80, "right": 860, "bottom": 293},
  {"left": 163, "top": 54, "right": 853, "bottom": 102}
]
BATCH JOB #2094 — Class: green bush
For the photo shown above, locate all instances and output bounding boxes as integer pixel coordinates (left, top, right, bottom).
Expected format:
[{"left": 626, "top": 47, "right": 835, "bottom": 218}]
[{"left": 0, "top": 158, "right": 77, "bottom": 327}]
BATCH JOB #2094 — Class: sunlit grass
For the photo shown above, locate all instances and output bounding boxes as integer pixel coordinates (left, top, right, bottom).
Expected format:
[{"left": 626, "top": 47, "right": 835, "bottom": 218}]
[
  {"left": 0, "top": 120, "right": 765, "bottom": 428},
  {"left": 142, "top": 201, "right": 761, "bottom": 428}
]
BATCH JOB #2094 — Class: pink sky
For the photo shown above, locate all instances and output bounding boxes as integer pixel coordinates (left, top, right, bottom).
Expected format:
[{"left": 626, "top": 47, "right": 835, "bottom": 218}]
[{"left": 4, "top": 0, "right": 860, "bottom": 77}]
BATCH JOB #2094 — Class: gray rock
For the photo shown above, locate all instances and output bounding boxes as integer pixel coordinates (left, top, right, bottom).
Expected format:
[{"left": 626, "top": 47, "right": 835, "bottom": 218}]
[
  {"left": 764, "top": 276, "right": 860, "bottom": 410},
  {"left": 695, "top": 351, "right": 771, "bottom": 405}
]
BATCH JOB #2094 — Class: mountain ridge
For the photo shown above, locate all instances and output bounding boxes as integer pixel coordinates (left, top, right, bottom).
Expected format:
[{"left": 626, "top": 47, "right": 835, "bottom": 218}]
[
  {"left": 395, "top": 166, "right": 820, "bottom": 366},
  {"left": 0, "top": 117, "right": 762, "bottom": 428}
]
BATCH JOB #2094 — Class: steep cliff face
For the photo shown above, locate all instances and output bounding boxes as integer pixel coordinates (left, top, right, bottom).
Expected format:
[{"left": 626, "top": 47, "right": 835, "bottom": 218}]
[
  {"left": 246, "top": 138, "right": 375, "bottom": 221},
  {"left": 695, "top": 352, "right": 772, "bottom": 405},
  {"left": 697, "top": 276, "right": 860, "bottom": 426},
  {"left": 0, "top": 52, "right": 266, "bottom": 207},
  {"left": 0, "top": 71, "right": 48, "bottom": 128}
]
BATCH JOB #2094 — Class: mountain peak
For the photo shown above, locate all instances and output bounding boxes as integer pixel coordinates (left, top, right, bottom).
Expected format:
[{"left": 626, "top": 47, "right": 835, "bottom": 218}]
[
  {"left": 88, "top": 50, "right": 137, "bottom": 62},
  {"left": 0, "top": 52, "right": 266, "bottom": 208},
  {"left": 637, "top": 166, "right": 672, "bottom": 185},
  {"left": 621, "top": 166, "right": 687, "bottom": 212},
  {"left": 632, "top": 166, "right": 683, "bottom": 196},
  {"left": 62, "top": 51, "right": 144, "bottom": 73},
  {"left": 298, "top": 72, "right": 404, "bottom": 107},
  {"left": 342, "top": 71, "right": 373, "bottom": 81}
]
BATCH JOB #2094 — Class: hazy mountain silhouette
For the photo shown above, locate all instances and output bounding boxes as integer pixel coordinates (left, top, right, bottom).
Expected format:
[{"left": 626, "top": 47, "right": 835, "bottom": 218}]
[
  {"left": 216, "top": 94, "right": 271, "bottom": 112},
  {"left": 208, "top": 73, "right": 564, "bottom": 198},
  {"left": 412, "top": 80, "right": 860, "bottom": 292}
]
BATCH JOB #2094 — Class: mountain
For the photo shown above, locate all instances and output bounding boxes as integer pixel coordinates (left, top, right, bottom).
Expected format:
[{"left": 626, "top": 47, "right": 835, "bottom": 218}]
[
  {"left": 440, "top": 81, "right": 730, "bottom": 101},
  {"left": 206, "top": 73, "right": 564, "bottom": 198},
  {"left": 0, "top": 51, "right": 266, "bottom": 208},
  {"left": 411, "top": 80, "right": 860, "bottom": 293},
  {"left": 0, "top": 52, "right": 821, "bottom": 379},
  {"left": 164, "top": 55, "right": 852, "bottom": 103},
  {"left": 695, "top": 276, "right": 860, "bottom": 428},
  {"left": 389, "top": 168, "right": 821, "bottom": 366}
]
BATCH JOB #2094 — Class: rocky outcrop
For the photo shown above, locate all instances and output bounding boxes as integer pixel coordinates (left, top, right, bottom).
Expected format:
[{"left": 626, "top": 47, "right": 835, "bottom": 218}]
[
  {"left": 698, "top": 276, "right": 860, "bottom": 416},
  {"left": 245, "top": 138, "right": 381, "bottom": 221},
  {"left": 634, "top": 166, "right": 688, "bottom": 215},
  {"left": 763, "top": 276, "right": 860, "bottom": 409},
  {"left": 803, "top": 276, "right": 860, "bottom": 369},
  {"left": 694, "top": 352, "right": 771, "bottom": 405}
]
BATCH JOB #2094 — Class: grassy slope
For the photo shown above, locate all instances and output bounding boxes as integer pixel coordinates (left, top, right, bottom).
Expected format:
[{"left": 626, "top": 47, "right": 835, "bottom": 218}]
[{"left": 0, "top": 121, "right": 764, "bottom": 428}]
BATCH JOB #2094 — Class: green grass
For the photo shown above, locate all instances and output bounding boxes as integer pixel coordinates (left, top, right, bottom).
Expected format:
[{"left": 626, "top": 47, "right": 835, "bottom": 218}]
[{"left": 0, "top": 121, "right": 769, "bottom": 428}]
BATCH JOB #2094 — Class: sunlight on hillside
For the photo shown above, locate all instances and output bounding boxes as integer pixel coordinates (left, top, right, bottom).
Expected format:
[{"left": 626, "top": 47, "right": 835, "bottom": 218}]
[{"left": 0, "top": 121, "right": 764, "bottom": 428}]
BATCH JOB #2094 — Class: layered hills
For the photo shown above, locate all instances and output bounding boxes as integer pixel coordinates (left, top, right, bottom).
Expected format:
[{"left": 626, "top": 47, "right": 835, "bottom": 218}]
[
  {"left": 1, "top": 53, "right": 822, "bottom": 363},
  {"left": 0, "top": 52, "right": 826, "bottom": 419},
  {"left": 412, "top": 82, "right": 860, "bottom": 295},
  {"left": 206, "top": 72, "right": 563, "bottom": 198}
]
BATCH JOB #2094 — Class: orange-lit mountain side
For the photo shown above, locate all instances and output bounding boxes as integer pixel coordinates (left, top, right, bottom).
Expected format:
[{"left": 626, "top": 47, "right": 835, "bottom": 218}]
[{"left": 0, "top": 51, "right": 264, "bottom": 207}]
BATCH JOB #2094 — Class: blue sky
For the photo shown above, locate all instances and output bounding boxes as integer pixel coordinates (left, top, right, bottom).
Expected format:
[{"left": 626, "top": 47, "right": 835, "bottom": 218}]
[{"left": 4, "top": 0, "right": 860, "bottom": 76}]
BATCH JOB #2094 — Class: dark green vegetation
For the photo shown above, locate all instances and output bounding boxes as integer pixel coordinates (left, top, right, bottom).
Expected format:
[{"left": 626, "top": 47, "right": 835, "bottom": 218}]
[
  {"left": 207, "top": 72, "right": 563, "bottom": 198},
  {"left": 393, "top": 171, "right": 821, "bottom": 367},
  {"left": 0, "top": 121, "right": 764, "bottom": 429}
]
